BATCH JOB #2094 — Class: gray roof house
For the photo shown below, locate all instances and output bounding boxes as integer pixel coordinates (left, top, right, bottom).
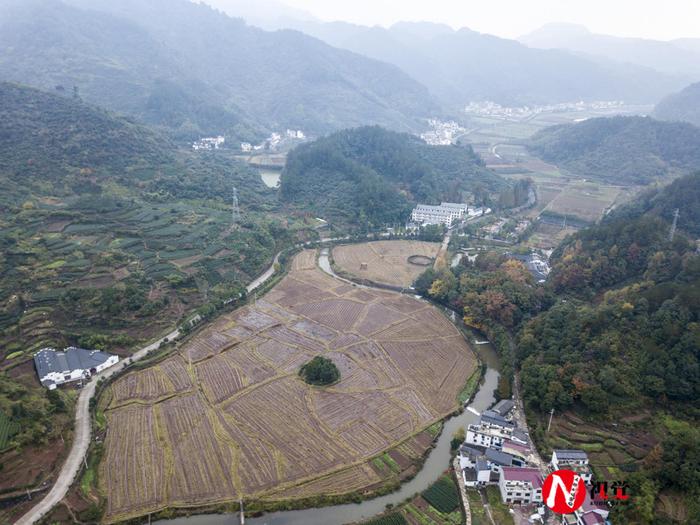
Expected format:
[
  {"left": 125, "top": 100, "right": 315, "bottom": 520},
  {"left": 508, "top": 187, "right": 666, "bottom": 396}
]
[
  {"left": 34, "top": 347, "right": 119, "bottom": 389},
  {"left": 491, "top": 399, "right": 515, "bottom": 417},
  {"left": 480, "top": 410, "right": 516, "bottom": 431}
]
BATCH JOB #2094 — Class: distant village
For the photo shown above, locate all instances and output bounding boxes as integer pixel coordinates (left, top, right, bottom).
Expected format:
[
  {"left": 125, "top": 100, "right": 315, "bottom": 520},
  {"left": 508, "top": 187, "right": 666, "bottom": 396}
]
[
  {"left": 420, "top": 119, "right": 467, "bottom": 146},
  {"left": 459, "top": 400, "right": 610, "bottom": 525},
  {"left": 241, "top": 129, "right": 306, "bottom": 153},
  {"left": 464, "top": 100, "right": 626, "bottom": 121},
  {"left": 192, "top": 136, "right": 225, "bottom": 151}
]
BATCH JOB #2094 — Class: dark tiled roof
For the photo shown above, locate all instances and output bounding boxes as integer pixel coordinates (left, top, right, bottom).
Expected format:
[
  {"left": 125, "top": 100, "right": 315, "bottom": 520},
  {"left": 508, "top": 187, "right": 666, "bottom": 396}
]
[
  {"left": 485, "top": 447, "right": 514, "bottom": 466},
  {"left": 460, "top": 444, "right": 486, "bottom": 458},
  {"left": 475, "top": 458, "right": 490, "bottom": 471},
  {"left": 481, "top": 410, "right": 515, "bottom": 429},
  {"left": 463, "top": 467, "right": 478, "bottom": 481},
  {"left": 492, "top": 399, "right": 515, "bottom": 416},
  {"left": 34, "top": 347, "right": 114, "bottom": 379},
  {"left": 512, "top": 429, "right": 530, "bottom": 443},
  {"left": 554, "top": 449, "right": 589, "bottom": 460}
]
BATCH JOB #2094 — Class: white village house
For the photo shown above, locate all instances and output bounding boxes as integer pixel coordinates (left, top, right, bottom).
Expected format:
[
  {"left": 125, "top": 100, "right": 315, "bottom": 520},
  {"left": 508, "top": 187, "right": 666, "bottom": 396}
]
[
  {"left": 499, "top": 467, "right": 544, "bottom": 505},
  {"left": 551, "top": 449, "right": 593, "bottom": 484},
  {"left": 34, "top": 347, "right": 119, "bottom": 390}
]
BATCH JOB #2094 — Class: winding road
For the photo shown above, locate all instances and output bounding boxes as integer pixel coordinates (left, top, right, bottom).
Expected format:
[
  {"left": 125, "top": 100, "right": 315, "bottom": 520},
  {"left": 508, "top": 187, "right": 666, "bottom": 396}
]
[{"left": 14, "top": 253, "right": 282, "bottom": 525}]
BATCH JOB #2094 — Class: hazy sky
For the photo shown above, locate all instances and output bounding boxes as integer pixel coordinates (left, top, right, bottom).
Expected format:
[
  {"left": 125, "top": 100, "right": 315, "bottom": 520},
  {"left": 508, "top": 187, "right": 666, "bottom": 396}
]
[{"left": 279, "top": 0, "right": 700, "bottom": 40}]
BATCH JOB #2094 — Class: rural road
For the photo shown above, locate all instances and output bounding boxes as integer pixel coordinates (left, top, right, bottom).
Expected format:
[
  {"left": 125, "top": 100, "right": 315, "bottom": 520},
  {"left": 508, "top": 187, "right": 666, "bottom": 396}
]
[{"left": 14, "top": 253, "right": 281, "bottom": 525}]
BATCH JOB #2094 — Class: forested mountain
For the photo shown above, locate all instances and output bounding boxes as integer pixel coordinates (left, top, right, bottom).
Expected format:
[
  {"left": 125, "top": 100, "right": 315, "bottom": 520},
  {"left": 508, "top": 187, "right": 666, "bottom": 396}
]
[
  {"left": 236, "top": 18, "right": 686, "bottom": 107},
  {"left": 0, "top": 82, "right": 284, "bottom": 362},
  {"left": 416, "top": 173, "right": 700, "bottom": 523},
  {"left": 0, "top": 0, "right": 438, "bottom": 140},
  {"left": 280, "top": 126, "right": 508, "bottom": 229},
  {"left": 609, "top": 174, "right": 700, "bottom": 238},
  {"left": 528, "top": 116, "right": 700, "bottom": 184},
  {"left": 520, "top": 23, "right": 700, "bottom": 78},
  {"left": 654, "top": 82, "right": 700, "bottom": 128},
  {"left": 520, "top": 174, "right": 700, "bottom": 523}
]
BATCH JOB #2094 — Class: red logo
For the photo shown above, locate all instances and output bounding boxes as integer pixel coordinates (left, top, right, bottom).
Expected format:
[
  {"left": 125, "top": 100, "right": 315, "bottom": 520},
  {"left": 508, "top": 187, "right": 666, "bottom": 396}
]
[{"left": 543, "top": 469, "right": 586, "bottom": 513}]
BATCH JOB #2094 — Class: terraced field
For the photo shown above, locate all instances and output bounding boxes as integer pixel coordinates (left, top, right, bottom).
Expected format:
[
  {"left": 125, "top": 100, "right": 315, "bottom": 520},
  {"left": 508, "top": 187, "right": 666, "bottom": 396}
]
[
  {"left": 100, "top": 250, "right": 476, "bottom": 522},
  {"left": 333, "top": 241, "right": 441, "bottom": 288}
]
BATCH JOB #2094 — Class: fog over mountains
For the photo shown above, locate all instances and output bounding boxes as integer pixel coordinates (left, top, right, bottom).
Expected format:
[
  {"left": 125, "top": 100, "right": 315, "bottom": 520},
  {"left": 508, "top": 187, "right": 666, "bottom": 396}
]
[
  {"left": 202, "top": 1, "right": 696, "bottom": 108},
  {"left": 519, "top": 23, "right": 700, "bottom": 77},
  {"left": 1, "top": 0, "right": 698, "bottom": 142},
  {"left": 0, "top": 0, "right": 438, "bottom": 140}
]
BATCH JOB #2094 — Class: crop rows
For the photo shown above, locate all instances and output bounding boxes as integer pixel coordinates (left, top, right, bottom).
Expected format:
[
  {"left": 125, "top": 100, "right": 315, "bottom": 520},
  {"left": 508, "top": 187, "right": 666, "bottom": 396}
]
[
  {"left": 421, "top": 476, "right": 460, "bottom": 513},
  {"left": 101, "top": 249, "right": 476, "bottom": 522}
]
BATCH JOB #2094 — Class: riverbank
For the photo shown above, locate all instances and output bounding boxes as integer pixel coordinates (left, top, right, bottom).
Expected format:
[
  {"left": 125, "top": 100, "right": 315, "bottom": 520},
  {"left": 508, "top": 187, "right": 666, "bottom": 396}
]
[{"left": 148, "top": 250, "right": 500, "bottom": 525}]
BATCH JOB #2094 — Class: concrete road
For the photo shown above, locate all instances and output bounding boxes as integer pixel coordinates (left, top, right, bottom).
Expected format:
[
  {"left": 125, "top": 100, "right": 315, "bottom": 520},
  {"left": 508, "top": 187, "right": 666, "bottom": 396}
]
[
  {"left": 13, "top": 326, "right": 179, "bottom": 525},
  {"left": 14, "top": 253, "right": 281, "bottom": 525}
]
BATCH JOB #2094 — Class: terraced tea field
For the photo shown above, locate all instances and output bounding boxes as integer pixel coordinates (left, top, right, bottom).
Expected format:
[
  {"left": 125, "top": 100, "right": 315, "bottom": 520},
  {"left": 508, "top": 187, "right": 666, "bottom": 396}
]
[
  {"left": 100, "top": 250, "right": 476, "bottom": 522},
  {"left": 333, "top": 241, "right": 441, "bottom": 288}
]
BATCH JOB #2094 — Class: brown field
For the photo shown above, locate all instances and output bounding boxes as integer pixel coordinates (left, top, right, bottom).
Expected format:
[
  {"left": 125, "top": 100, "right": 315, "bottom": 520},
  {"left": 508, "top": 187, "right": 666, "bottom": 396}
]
[
  {"left": 333, "top": 241, "right": 441, "bottom": 287},
  {"left": 100, "top": 250, "right": 476, "bottom": 522},
  {"left": 543, "top": 181, "right": 621, "bottom": 224}
]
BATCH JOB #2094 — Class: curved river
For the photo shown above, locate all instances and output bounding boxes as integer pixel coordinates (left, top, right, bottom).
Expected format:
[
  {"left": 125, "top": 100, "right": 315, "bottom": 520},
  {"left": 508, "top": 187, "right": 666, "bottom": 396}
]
[{"left": 156, "top": 255, "right": 500, "bottom": 525}]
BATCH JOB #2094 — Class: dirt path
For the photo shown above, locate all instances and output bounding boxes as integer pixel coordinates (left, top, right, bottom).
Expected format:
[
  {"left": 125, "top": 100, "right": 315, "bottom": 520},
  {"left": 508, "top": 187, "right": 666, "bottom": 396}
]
[{"left": 14, "top": 253, "right": 282, "bottom": 525}]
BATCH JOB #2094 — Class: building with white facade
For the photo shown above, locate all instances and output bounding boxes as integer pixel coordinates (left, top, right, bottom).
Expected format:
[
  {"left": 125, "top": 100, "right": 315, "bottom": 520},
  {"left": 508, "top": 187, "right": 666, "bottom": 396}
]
[
  {"left": 34, "top": 347, "right": 119, "bottom": 389},
  {"left": 411, "top": 202, "right": 470, "bottom": 227},
  {"left": 551, "top": 449, "right": 593, "bottom": 483},
  {"left": 466, "top": 423, "right": 507, "bottom": 449},
  {"left": 499, "top": 467, "right": 544, "bottom": 505}
]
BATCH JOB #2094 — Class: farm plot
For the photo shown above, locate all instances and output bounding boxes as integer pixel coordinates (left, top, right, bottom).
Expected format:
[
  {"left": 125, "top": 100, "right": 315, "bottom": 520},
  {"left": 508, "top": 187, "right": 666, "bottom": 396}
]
[
  {"left": 543, "top": 181, "right": 621, "bottom": 224},
  {"left": 333, "top": 240, "right": 441, "bottom": 287},
  {"left": 101, "top": 249, "right": 476, "bottom": 523}
]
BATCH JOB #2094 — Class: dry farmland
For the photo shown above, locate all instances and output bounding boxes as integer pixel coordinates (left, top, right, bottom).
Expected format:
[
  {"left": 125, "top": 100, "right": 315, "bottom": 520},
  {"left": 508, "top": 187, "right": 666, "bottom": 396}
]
[
  {"left": 332, "top": 240, "right": 441, "bottom": 287},
  {"left": 100, "top": 249, "right": 476, "bottom": 522}
]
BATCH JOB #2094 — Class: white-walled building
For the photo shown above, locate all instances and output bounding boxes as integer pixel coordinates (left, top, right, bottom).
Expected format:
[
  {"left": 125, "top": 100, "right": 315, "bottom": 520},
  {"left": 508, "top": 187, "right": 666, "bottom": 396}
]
[
  {"left": 34, "top": 347, "right": 119, "bottom": 389},
  {"left": 466, "top": 423, "right": 507, "bottom": 449},
  {"left": 410, "top": 202, "right": 473, "bottom": 227},
  {"left": 499, "top": 467, "right": 544, "bottom": 505},
  {"left": 551, "top": 449, "right": 593, "bottom": 483}
]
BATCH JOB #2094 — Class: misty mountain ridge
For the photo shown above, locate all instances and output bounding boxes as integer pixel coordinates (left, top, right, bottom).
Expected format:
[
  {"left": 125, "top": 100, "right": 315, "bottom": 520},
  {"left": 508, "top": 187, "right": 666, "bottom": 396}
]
[
  {"left": 0, "top": 0, "right": 439, "bottom": 141},
  {"left": 520, "top": 22, "right": 700, "bottom": 78},
  {"left": 222, "top": 12, "right": 689, "bottom": 107},
  {"left": 654, "top": 82, "right": 700, "bottom": 128}
]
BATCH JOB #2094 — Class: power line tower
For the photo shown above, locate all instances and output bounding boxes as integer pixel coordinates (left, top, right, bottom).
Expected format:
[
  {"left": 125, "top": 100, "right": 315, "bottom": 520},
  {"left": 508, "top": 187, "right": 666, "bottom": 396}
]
[
  {"left": 232, "top": 186, "right": 241, "bottom": 225},
  {"left": 669, "top": 208, "right": 680, "bottom": 242}
]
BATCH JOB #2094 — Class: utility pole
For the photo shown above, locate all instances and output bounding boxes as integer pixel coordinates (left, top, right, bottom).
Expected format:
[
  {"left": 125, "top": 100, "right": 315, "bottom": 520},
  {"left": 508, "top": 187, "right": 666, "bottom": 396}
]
[
  {"left": 232, "top": 186, "right": 241, "bottom": 225},
  {"left": 669, "top": 208, "right": 680, "bottom": 242},
  {"left": 547, "top": 408, "right": 555, "bottom": 433}
]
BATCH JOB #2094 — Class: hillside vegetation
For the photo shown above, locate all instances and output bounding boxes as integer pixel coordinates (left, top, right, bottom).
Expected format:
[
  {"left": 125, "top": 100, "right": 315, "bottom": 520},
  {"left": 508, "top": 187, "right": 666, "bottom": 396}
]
[
  {"left": 0, "top": 0, "right": 438, "bottom": 140},
  {"left": 654, "top": 82, "right": 700, "bottom": 128},
  {"left": 414, "top": 173, "right": 700, "bottom": 523},
  {"left": 528, "top": 116, "right": 700, "bottom": 184},
  {"left": 281, "top": 126, "right": 508, "bottom": 229},
  {"left": 0, "top": 82, "right": 285, "bottom": 361}
]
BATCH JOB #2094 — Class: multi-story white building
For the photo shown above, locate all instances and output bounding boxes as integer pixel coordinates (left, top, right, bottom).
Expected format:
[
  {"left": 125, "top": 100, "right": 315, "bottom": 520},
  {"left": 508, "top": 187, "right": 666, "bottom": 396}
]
[
  {"left": 466, "top": 423, "right": 507, "bottom": 449},
  {"left": 410, "top": 202, "right": 471, "bottom": 227},
  {"left": 34, "top": 347, "right": 119, "bottom": 390},
  {"left": 499, "top": 467, "right": 544, "bottom": 504}
]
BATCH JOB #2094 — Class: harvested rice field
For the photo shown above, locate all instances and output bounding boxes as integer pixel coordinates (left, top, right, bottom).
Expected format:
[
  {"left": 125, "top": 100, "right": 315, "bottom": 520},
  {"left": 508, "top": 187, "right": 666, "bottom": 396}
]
[
  {"left": 100, "top": 250, "right": 476, "bottom": 522},
  {"left": 333, "top": 241, "right": 441, "bottom": 287}
]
